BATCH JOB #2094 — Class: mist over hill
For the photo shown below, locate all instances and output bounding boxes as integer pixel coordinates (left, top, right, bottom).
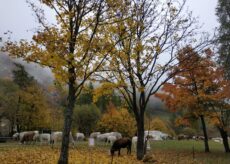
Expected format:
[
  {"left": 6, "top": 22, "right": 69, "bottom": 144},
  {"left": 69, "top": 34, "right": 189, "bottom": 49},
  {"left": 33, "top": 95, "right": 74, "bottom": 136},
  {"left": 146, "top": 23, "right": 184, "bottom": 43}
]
[{"left": 0, "top": 52, "right": 54, "bottom": 85}]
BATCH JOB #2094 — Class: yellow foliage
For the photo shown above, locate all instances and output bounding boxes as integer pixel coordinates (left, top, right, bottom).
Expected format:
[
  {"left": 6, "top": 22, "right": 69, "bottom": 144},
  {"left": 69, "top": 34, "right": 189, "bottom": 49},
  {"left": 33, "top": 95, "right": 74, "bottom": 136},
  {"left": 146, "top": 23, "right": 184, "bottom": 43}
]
[
  {"left": 93, "top": 82, "right": 117, "bottom": 103},
  {"left": 0, "top": 146, "right": 143, "bottom": 164},
  {"left": 147, "top": 117, "right": 175, "bottom": 136},
  {"left": 97, "top": 104, "right": 136, "bottom": 137},
  {"left": 17, "top": 85, "right": 52, "bottom": 130}
]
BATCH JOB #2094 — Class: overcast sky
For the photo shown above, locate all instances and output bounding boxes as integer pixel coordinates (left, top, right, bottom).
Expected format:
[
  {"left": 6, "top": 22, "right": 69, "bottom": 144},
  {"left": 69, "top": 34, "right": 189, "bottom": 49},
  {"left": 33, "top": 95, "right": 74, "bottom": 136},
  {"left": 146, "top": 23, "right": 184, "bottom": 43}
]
[{"left": 0, "top": 0, "right": 218, "bottom": 41}]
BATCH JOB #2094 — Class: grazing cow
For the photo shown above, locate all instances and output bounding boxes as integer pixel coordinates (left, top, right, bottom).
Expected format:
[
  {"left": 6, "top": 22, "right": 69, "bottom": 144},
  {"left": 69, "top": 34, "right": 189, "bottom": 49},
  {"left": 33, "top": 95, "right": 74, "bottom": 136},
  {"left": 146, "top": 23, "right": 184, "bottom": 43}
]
[
  {"left": 97, "top": 133, "right": 111, "bottom": 142},
  {"left": 110, "top": 138, "right": 132, "bottom": 156},
  {"left": 90, "top": 132, "right": 101, "bottom": 139},
  {"left": 76, "top": 133, "right": 85, "bottom": 141},
  {"left": 97, "top": 132, "right": 122, "bottom": 143}
]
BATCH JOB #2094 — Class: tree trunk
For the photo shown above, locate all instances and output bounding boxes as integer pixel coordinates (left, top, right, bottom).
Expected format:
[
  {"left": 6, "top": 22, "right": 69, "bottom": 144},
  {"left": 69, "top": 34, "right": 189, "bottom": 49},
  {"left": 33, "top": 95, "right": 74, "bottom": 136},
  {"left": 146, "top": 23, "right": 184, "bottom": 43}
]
[
  {"left": 200, "top": 115, "right": 210, "bottom": 152},
  {"left": 58, "top": 68, "right": 76, "bottom": 164},
  {"left": 217, "top": 126, "right": 230, "bottom": 153},
  {"left": 136, "top": 113, "right": 145, "bottom": 160},
  {"left": 16, "top": 96, "right": 21, "bottom": 132}
]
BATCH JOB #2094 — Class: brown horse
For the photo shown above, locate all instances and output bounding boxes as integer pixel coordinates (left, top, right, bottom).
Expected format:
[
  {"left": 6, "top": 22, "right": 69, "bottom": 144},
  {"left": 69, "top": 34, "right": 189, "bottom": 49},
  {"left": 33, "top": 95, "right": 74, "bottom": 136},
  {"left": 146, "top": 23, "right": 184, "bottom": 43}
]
[{"left": 110, "top": 137, "right": 131, "bottom": 156}]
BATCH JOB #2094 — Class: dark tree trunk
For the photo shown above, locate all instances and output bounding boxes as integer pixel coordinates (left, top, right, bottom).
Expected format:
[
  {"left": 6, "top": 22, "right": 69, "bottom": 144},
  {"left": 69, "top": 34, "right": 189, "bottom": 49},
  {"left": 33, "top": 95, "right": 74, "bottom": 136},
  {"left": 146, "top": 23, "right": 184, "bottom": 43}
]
[
  {"left": 58, "top": 67, "right": 76, "bottom": 164},
  {"left": 136, "top": 112, "right": 145, "bottom": 160},
  {"left": 16, "top": 96, "right": 21, "bottom": 132},
  {"left": 218, "top": 126, "right": 230, "bottom": 153},
  {"left": 200, "top": 115, "right": 210, "bottom": 152}
]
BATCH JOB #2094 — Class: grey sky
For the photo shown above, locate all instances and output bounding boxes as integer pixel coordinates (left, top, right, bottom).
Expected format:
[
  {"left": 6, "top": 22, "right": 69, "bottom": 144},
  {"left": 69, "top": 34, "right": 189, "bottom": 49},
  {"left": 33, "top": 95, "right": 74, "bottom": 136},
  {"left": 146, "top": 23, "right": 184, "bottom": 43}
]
[{"left": 0, "top": 0, "right": 218, "bottom": 41}]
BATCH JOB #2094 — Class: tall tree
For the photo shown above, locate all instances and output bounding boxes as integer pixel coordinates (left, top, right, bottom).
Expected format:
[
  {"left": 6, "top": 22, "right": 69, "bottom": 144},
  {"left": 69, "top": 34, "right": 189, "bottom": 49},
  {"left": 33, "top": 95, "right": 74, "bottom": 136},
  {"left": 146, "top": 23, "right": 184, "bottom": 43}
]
[
  {"left": 216, "top": 0, "right": 230, "bottom": 78},
  {"left": 157, "top": 47, "right": 230, "bottom": 153},
  {"left": 156, "top": 47, "right": 213, "bottom": 152},
  {"left": 2, "top": 1, "right": 122, "bottom": 163},
  {"left": 94, "top": 0, "right": 209, "bottom": 159}
]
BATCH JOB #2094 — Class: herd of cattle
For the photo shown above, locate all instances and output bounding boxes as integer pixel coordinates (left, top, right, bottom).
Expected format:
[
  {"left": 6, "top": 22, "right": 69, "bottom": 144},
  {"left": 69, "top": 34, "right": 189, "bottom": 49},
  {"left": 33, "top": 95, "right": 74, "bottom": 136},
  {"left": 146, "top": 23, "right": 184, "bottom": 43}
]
[
  {"left": 12, "top": 131, "right": 124, "bottom": 146},
  {"left": 11, "top": 130, "right": 224, "bottom": 148}
]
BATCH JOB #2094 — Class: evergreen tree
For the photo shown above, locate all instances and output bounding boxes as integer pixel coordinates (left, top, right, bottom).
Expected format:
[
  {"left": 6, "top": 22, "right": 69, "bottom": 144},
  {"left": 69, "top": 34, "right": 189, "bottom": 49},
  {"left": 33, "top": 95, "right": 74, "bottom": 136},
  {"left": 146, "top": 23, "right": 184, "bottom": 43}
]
[
  {"left": 216, "top": 0, "right": 230, "bottom": 78},
  {"left": 12, "top": 63, "right": 34, "bottom": 89}
]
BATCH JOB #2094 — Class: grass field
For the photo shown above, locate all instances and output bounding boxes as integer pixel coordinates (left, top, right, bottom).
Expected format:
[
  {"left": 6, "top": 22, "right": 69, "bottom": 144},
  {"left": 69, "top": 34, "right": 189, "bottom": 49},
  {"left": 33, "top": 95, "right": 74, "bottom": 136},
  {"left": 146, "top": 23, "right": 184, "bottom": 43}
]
[{"left": 0, "top": 140, "right": 229, "bottom": 164}]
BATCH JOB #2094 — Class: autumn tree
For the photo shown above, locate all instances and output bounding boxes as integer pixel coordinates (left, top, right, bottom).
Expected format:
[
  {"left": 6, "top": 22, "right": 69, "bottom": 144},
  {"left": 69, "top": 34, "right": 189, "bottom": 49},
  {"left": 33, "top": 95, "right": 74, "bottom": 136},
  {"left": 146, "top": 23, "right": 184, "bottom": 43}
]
[
  {"left": 157, "top": 47, "right": 213, "bottom": 152},
  {"left": 94, "top": 0, "right": 208, "bottom": 159},
  {"left": 2, "top": 1, "right": 126, "bottom": 163},
  {"left": 157, "top": 47, "right": 230, "bottom": 153}
]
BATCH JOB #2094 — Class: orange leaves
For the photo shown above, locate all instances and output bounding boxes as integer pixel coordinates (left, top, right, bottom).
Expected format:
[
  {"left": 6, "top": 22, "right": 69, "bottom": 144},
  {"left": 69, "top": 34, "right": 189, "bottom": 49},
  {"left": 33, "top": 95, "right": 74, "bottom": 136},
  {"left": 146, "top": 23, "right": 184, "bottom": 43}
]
[
  {"left": 157, "top": 46, "right": 230, "bottom": 127},
  {"left": 175, "top": 117, "right": 190, "bottom": 127}
]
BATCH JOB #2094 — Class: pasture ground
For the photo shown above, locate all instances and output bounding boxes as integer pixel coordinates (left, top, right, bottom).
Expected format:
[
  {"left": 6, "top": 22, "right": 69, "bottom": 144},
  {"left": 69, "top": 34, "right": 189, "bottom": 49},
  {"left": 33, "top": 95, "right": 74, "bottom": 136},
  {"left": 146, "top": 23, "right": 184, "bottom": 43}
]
[{"left": 0, "top": 140, "right": 229, "bottom": 164}]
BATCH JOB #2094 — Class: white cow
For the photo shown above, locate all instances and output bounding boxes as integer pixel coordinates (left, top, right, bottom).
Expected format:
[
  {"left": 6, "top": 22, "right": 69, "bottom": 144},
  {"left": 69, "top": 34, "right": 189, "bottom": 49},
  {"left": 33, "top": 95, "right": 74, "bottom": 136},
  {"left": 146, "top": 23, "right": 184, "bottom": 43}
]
[
  {"left": 110, "top": 132, "right": 122, "bottom": 139},
  {"left": 107, "top": 135, "right": 117, "bottom": 145},
  {"left": 51, "top": 131, "right": 75, "bottom": 147},
  {"left": 39, "top": 133, "right": 51, "bottom": 144},
  {"left": 97, "top": 133, "right": 111, "bottom": 142},
  {"left": 51, "top": 131, "right": 62, "bottom": 144},
  {"left": 212, "top": 137, "right": 223, "bottom": 144},
  {"left": 145, "top": 130, "right": 169, "bottom": 141},
  {"left": 90, "top": 132, "right": 101, "bottom": 138},
  {"left": 76, "top": 133, "right": 85, "bottom": 141}
]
